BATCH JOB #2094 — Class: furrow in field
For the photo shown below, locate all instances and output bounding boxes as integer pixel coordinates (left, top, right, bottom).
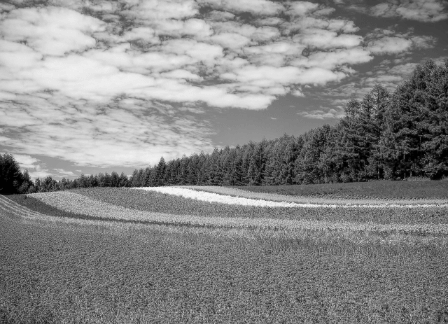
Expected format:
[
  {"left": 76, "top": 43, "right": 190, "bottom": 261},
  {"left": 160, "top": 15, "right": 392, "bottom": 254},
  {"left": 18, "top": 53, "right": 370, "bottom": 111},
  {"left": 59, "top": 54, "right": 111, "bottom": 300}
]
[
  {"left": 29, "top": 191, "right": 448, "bottom": 235},
  {"left": 0, "top": 195, "right": 47, "bottom": 219},
  {"left": 134, "top": 186, "right": 448, "bottom": 208}
]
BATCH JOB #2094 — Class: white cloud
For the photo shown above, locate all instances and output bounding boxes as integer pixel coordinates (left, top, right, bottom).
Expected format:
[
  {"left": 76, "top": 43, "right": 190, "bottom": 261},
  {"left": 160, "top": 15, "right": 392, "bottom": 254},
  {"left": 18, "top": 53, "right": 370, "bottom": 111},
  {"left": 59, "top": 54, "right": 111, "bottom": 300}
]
[
  {"left": 28, "top": 168, "right": 52, "bottom": 180},
  {"left": 295, "top": 68, "right": 345, "bottom": 85},
  {"left": 293, "top": 29, "right": 362, "bottom": 49},
  {"left": 0, "top": 0, "right": 383, "bottom": 167},
  {"left": 13, "top": 154, "right": 40, "bottom": 169},
  {"left": 298, "top": 107, "right": 344, "bottom": 120},
  {"left": 0, "top": 97, "right": 216, "bottom": 167},
  {"left": 161, "top": 39, "right": 224, "bottom": 64},
  {"left": 370, "top": 0, "right": 448, "bottom": 22},
  {"left": 300, "top": 47, "right": 373, "bottom": 69},
  {"left": 53, "top": 168, "right": 77, "bottom": 176},
  {"left": 286, "top": 1, "right": 319, "bottom": 16},
  {"left": 366, "top": 30, "right": 437, "bottom": 55},
  {"left": 122, "top": 0, "right": 199, "bottom": 21},
  {"left": 160, "top": 69, "right": 203, "bottom": 81},
  {"left": 292, "top": 89, "right": 305, "bottom": 97},
  {"left": 211, "top": 33, "right": 252, "bottom": 49},
  {"left": 368, "top": 36, "right": 413, "bottom": 54},
  {"left": 0, "top": 6, "right": 105, "bottom": 56},
  {"left": 198, "top": 0, "right": 284, "bottom": 15},
  {"left": 284, "top": 16, "right": 359, "bottom": 34}
]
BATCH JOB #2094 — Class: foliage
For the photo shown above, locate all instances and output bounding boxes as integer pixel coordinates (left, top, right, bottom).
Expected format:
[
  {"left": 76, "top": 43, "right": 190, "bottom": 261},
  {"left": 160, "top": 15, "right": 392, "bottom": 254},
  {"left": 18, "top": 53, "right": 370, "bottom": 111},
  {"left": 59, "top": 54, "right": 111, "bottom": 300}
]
[{"left": 0, "top": 153, "right": 33, "bottom": 194}]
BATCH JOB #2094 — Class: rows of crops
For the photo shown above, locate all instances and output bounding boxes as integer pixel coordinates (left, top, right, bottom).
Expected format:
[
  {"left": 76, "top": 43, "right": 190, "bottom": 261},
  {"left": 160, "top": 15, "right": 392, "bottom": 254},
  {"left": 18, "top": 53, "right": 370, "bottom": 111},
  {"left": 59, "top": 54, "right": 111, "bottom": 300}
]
[
  {"left": 1, "top": 196, "right": 448, "bottom": 323},
  {"left": 64, "top": 187, "right": 448, "bottom": 226},
  {"left": 156, "top": 185, "right": 448, "bottom": 206},
  {"left": 17, "top": 189, "right": 445, "bottom": 236},
  {"left": 234, "top": 180, "right": 448, "bottom": 200}
]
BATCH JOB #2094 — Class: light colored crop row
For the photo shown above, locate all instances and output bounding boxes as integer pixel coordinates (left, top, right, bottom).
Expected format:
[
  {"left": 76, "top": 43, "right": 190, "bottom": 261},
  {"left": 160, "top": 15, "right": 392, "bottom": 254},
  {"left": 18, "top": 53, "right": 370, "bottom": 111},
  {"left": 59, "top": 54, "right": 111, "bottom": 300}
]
[
  {"left": 134, "top": 186, "right": 448, "bottom": 208},
  {"left": 28, "top": 191, "right": 448, "bottom": 235}
]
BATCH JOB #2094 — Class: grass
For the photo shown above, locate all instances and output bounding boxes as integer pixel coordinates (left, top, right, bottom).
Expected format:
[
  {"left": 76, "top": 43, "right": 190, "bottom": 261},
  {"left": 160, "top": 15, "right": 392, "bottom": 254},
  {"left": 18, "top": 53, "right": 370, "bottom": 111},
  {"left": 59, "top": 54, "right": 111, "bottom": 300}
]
[
  {"left": 234, "top": 180, "right": 448, "bottom": 200},
  {"left": 2, "top": 182, "right": 448, "bottom": 323},
  {"left": 1, "top": 214, "right": 448, "bottom": 323}
]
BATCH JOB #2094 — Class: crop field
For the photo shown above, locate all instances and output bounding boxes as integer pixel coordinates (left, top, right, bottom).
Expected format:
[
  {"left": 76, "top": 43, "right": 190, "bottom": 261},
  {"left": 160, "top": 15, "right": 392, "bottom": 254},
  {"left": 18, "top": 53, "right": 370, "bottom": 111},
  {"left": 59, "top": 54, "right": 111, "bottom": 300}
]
[
  {"left": 1, "top": 184, "right": 448, "bottom": 323},
  {"left": 234, "top": 180, "right": 448, "bottom": 200}
]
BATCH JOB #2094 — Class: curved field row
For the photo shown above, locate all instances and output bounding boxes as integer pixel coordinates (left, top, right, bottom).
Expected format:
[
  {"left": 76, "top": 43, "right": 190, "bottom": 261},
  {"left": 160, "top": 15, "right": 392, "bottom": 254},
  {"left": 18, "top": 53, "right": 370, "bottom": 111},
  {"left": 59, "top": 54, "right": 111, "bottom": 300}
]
[
  {"left": 72, "top": 188, "right": 448, "bottom": 224},
  {"left": 0, "top": 195, "right": 47, "bottom": 220},
  {"left": 71, "top": 188, "right": 448, "bottom": 225},
  {"left": 235, "top": 181, "right": 448, "bottom": 200},
  {"left": 173, "top": 186, "right": 448, "bottom": 207},
  {"left": 26, "top": 191, "right": 448, "bottom": 235}
]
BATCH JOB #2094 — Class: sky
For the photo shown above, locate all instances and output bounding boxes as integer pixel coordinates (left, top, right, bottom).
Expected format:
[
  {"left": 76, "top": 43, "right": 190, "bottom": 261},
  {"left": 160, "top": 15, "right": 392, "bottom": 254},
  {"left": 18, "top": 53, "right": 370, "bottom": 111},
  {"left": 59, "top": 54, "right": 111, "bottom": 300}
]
[{"left": 0, "top": 0, "right": 447, "bottom": 179}]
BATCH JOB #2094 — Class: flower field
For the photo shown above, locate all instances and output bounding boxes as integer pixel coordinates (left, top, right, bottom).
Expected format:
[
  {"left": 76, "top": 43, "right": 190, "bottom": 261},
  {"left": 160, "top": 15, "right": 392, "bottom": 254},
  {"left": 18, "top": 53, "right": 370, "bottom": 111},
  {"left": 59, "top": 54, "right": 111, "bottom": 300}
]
[
  {"left": 1, "top": 184, "right": 448, "bottom": 323},
  {"left": 22, "top": 188, "right": 448, "bottom": 235},
  {"left": 149, "top": 185, "right": 448, "bottom": 206},
  {"left": 233, "top": 180, "right": 448, "bottom": 200}
]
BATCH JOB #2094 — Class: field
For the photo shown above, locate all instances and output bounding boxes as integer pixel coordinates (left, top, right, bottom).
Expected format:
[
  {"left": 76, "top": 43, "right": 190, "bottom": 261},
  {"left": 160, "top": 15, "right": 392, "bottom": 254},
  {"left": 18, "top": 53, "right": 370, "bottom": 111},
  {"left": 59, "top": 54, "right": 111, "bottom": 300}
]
[
  {"left": 1, "top": 182, "right": 448, "bottom": 323},
  {"left": 234, "top": 180, "right": 448, "bottom": 200}
]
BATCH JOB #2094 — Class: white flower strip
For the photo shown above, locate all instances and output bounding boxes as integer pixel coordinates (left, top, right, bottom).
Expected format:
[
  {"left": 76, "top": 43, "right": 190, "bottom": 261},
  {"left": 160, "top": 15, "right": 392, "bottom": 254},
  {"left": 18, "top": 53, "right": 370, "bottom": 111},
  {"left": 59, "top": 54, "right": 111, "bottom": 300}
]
[
  {"left": 133, "top": 187, "right": 448, "bottom": 208},
  {"left": 134, "top": 187, "right": 301, "bottom": 207},
  {"left": 179, "top": 185, "right": 448, "bottom": 206},
  {"left": 24, "top": 192, "right": 448, "bottom": 235}
]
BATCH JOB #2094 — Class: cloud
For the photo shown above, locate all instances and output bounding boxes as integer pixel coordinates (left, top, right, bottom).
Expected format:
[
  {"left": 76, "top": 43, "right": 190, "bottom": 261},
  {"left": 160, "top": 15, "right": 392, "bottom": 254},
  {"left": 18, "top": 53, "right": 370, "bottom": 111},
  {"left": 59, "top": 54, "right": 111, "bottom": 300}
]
[
  {"left": 296, "top": 47, "right": 373, "bottom": 69},
  {"left": 370, "top": 0, "right": 448, "bottom": 22},
  {"left": 206, "top": 10, "right": 235, "bottom": 21},
  {"left": 197, "top": 0, "right": 284, "bottom": 15},
  {"left": 293, "top": 29, "right": 362, "bottom": 49},
  {"left": 122, "top": 0, "right": 199, "bottom": 21},
  {"left": 0, "top": 97, "right": 216, "bottom": 167},
  {"left": 12, "top": 154, "right": 40, "bottom": 170},
  {"left": 0, "top": 0, "right": 383, "bottom": 167},
  {"left": 0, "top": 6, "right": 105, "bottom": 56},
  {"left": 347, "top": 0, "right": 448, "bottom": 22},
  {"left": 28, "top": 167, "right": 52, "bottom": 180},
  {"left": 366, "top": 29, "right": 437, "bottom": 55},
  {"left": 210, "top": 33, "right": 252, "bottom": 49},
  {"left": 286, "top": 2, "right": 319, "bottom": 16},
  {"left": 368, "top": 37, "right": 414, "bottom": 54},
  {"left": 298, "top": 107, "right": 344, "bottom": 120},
  {"left": 292, "top": 89, "right": 305, "bottom": 97},
  {"left": 53, "top": 168, "right": 76, "bottom": 177}
]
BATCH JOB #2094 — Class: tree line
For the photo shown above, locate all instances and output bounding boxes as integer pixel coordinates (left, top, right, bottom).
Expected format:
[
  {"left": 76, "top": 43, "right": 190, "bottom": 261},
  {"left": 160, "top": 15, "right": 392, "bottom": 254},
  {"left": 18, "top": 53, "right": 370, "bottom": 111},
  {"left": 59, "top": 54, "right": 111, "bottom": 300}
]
[{"left": 1, "top": 59, "right": 447, "bottom": 194}]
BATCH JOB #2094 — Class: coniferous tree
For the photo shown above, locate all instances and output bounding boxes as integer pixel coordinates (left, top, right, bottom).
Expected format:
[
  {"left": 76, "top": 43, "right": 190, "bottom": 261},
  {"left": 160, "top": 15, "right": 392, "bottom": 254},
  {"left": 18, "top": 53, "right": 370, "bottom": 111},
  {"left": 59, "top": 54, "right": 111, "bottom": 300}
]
[
  {"left": 0, "top": 153, "right": 23, "bottom": 194},
  {"left": 155, "top": 157, "right": 167, "bottom": 186}
]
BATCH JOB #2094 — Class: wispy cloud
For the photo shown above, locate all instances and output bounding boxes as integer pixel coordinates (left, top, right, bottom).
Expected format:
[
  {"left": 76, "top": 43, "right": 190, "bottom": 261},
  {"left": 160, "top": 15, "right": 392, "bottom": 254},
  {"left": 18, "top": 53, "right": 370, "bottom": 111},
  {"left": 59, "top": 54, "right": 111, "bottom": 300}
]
[
  {"left": 298, "top": 107, "right": 345, "bottom": 120},
  {"left": 365, "top": 28, "right": 436, "bottom": 55}
]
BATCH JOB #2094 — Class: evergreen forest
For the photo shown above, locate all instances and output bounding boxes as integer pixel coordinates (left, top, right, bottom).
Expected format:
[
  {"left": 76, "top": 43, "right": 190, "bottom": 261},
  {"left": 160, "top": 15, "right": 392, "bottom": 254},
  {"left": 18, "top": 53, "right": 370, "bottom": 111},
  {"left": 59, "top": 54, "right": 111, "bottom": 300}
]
[{"left": 1, "top": 59, "right": 447, "bottom": 194}]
